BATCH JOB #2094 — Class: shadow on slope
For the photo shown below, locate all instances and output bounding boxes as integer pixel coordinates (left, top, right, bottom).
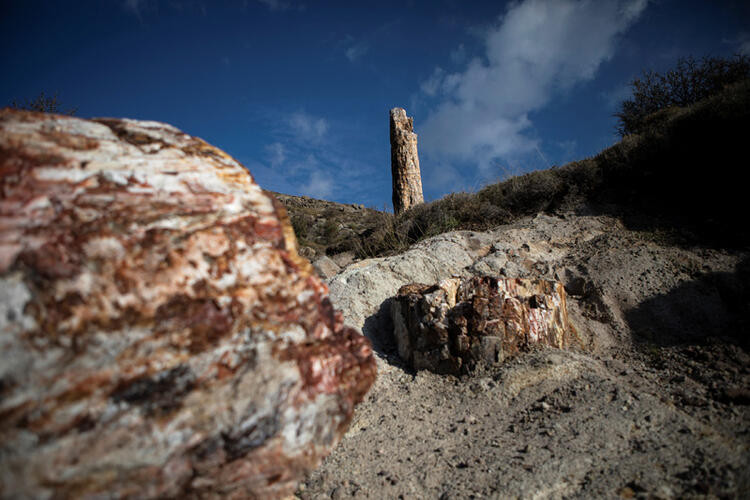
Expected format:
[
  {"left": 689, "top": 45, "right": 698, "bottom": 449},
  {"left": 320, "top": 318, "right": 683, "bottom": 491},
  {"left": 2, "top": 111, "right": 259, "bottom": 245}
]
[
  {"left": 361, "top": 297, "right": 397, "bottom": 357},
  {"left": 625, "top": 256, "right": 750, "bottom": 350},
  {"left": 588, "top": 78, "right": 750, "bottom": 249}
]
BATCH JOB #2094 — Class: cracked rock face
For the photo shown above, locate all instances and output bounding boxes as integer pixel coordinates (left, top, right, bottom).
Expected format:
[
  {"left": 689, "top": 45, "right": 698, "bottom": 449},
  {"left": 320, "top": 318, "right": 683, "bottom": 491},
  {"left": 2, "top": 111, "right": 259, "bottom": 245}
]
[
  {"left": 0, "top": 109, "right": 376, "bottom": 499},
  {"left": 392, "top": 276, "right": 573, "bottom": 374}
]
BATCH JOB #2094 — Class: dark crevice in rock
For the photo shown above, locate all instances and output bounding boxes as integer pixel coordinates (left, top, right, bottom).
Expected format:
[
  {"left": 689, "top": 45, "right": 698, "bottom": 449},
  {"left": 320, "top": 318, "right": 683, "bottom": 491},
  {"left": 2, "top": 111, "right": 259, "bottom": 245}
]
[
  {"left": 94, "top": 119, "right": 169, "bottom": 152},
  {"left": 111, "top": 364, "right": 196, "bottom": 416},
  {"left": 222, "top": 413, "right": 280, "bottom": 460}
]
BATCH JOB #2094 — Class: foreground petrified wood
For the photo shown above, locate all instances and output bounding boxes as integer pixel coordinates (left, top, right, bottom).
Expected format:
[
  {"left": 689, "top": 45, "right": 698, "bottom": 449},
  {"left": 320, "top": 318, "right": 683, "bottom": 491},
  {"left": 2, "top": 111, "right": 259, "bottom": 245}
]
[
  {"left": 392, "top": 276, "right": 572, "bottom": 374},
  {"left": 0, "top": 109, "right": 376, "bottom": 498}
]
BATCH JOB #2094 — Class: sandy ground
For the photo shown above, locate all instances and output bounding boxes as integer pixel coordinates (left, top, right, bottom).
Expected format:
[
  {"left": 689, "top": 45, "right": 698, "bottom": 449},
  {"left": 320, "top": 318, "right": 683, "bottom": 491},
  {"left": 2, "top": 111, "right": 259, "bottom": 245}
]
[{"left": 297, "top": 214, "right": 750, "bottom": 499}]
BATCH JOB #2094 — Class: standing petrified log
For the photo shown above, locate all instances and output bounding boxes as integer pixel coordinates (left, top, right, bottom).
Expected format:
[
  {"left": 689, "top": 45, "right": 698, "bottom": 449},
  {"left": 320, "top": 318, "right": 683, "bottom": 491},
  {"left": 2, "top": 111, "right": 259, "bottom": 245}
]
[
  {"left": 0, "top": 109, "right": 376, "bottom": 499},
  {"left": 392, "top": 276, "right": 573, "bottom": 374},
  {"left": 390, "top": 107, "right": 424, "bottom": 215}
]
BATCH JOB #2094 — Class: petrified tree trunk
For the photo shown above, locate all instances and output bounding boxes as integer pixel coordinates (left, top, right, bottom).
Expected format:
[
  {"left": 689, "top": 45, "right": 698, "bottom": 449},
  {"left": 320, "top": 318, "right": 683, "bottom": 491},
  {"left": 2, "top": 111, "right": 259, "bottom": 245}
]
[
  {"left": 390, "top": 107, "right": 424, "bottom": 215},
  {"left": 392, "top": 276, "right": 574, "bottom": 374}
]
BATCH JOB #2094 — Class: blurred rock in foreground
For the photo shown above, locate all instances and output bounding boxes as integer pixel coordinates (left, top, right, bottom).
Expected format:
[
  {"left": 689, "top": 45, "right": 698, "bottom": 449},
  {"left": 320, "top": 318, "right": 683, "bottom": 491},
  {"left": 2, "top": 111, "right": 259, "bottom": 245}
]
[{"left": 0, "top": 109, "right": 376, "bottom": 499}]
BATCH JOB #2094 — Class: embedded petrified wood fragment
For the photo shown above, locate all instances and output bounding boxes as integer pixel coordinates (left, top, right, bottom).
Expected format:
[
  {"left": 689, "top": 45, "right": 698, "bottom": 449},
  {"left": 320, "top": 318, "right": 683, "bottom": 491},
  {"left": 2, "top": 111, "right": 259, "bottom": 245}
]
[
  {"left": 0, "top": 109, "right": 376, "bottom": 499},
  {"left": 392, "top": 276, "right": 572, "bottom": 374},
  {"left": 390, "top": 107, "right": 424, "bottom": 215}
]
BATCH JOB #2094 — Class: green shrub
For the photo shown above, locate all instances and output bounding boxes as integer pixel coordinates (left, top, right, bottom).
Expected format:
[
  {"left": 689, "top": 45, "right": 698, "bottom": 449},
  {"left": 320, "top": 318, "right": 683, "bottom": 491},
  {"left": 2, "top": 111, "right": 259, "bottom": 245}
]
[
  {"left": 9, "top": 91, "right": 77, "bottom": 115},
  {"left": 353, "top": 210, "right": 409, "bottom": 258},
  {"left": 478, "top": 169, "right": 566, "bottom": 215},
  {"left": 615, "top": 55, "right": 750, "bottom": 136},
  {"left": 290, "top": 214, "right": 310, "bottom": 240}
]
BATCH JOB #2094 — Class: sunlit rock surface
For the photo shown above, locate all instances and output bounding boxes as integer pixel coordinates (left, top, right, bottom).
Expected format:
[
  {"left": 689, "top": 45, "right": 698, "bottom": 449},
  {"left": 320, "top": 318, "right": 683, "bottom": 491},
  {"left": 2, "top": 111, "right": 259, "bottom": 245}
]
[
  {"left": 389, "top": 107, "right": 424, "bottom": 215},
  {"left": 0, "top": 109, "right": 376, "bottom": 499},
  {"left": 392, "top": 276, "right": 573, "bottom": 374}
]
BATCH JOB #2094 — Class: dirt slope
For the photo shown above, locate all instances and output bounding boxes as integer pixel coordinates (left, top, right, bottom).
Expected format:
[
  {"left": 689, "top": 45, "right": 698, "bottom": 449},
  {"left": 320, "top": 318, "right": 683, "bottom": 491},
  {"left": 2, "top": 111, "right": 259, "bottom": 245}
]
[{"left": 296, "top": 213, "right": 750, "bottom": 499}]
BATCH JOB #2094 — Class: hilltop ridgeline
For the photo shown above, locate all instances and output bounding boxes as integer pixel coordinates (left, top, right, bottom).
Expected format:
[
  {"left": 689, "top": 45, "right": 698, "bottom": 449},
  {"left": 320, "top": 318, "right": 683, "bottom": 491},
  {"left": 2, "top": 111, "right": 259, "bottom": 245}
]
[{"left": 277, "top": 79, "right": 750, "bottom": 259}]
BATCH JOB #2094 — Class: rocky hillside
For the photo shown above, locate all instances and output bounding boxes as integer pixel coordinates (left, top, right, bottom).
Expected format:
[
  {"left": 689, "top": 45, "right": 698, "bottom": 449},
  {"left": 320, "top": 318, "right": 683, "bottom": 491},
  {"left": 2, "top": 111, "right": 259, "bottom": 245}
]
[
  {"left": 271, "top": 192, "right": 382, "bottom": 260},
  {"left": 278, "top": 79, "right": 750, "bottom": 264}
]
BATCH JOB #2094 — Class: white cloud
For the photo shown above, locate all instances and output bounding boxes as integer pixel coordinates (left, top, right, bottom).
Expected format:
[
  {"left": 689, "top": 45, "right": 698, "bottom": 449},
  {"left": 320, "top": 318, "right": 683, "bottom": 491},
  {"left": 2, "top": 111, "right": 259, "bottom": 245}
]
[
  {"left": 721, "top": 32, "right": 750, "bottom": 56},
  {"left": 736, "top": 33, "right": 750, "bottom": 56},
  {"left": 123, "top": 0, "right": 140, "bottom": 12},
  {"left": 420, "top": 0, "right": 648, "bottom": 175},
  {"left": 265, "top": 142, "right": 286, "bottom": 167},
  {"left": 301, "top": 170, "right": 334, "bottom": 199},
  {"left": 556, "top": 140, "right": 578, "bottom": 164},
  {"left": 122, "top": 0, "right": 148, "bottom": 16},
  {"left": 250, "top": 102, "right": 394, "bottom": 204},
  {"left": 420, "top": 67, "right": 462, "bottom": 98},
  {"left": 288, "top": 111, "right": 328, "bottom": 143},
  {"left": 344, "top": 40, "right": 369, "bottom": 62},
  {"left": 257, "top": 0, "right": 290, "bottom": 11},
  {"left": 123, "top": 1, "right": 208, "bottom": 17},
  {"left": 256, "top": 111, "right": 368, "bottom": 201},
  {"left": 600, "top": 82, "right": 633, "bottom": 110},
  {"left": 450, "top": 44, "right": 467, "bottom": 64},
  {"left": 420, "top": 68, "right": 444, "bottom": 97},
  {"left": 256, "top": 0, "right": 305, "bottom": 12}
]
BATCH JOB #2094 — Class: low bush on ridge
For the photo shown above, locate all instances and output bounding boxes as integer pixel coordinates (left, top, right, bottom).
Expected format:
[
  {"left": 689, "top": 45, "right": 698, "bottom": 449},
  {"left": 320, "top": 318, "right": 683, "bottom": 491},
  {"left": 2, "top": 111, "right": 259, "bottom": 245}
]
[{"left": 615, "top": 55, "right": 750, "bottom": 136}]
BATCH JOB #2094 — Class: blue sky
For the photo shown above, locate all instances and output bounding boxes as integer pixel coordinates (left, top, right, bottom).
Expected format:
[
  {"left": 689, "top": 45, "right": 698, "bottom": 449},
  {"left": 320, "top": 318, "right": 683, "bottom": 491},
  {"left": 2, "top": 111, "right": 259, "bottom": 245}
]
[{"left": 2, "top": 0, "right": 749, "bottom": 210}]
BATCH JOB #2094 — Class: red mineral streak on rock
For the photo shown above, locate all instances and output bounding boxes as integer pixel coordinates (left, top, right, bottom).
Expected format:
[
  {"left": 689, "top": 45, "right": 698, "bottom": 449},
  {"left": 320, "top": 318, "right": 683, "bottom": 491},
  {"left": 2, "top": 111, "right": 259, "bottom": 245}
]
[
  {"left": 392, "top": 275, "right": 574, "bottom": 374},
  {"left": 0, "top": 109, "right": 376, "bottom": 499}
]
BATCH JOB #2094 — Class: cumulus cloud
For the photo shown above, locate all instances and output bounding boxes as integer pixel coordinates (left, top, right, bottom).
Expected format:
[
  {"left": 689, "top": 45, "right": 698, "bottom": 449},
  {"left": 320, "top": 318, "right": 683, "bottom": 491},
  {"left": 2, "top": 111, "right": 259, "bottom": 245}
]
[
  {"left": 256, "top": 0, "right": 306, "bottom": 12},
  {"left": 256, "top": 111, "right": 372, "bottom": 201},
  {"left": 265, "top": 142, "right": 286, "bottom": 167},
  {"left": 301, "top": 170, "right": 334, "bottom": 199},
  {"left": 420, "top": 0, "right": 648, "bottom": 176},
  {"left": 600, "top": 82, "right": 632, "bottom": 110},
  {"left": 257, "top": 0, "right": 290, "bottom": 11},
  {"left": 735, "top": 33, "right": 750, "bottom": 56},
  {"left": 122, "top": 0, "right": 150, "bottom": 17},
  {"left": 288, "top": 111, "right": 329, "bottom": 143},
  {"left": 345, "top": 42, "right": 369, "bottom": 62},
  {"left": 450, "top": 44, "right": 467, "bottom": 64},
  {"left": 122, "top": 0, "right": 141, "bottom": 13},
  {"left": 122, "top": 0, "right": 207, "bottom": 18}
]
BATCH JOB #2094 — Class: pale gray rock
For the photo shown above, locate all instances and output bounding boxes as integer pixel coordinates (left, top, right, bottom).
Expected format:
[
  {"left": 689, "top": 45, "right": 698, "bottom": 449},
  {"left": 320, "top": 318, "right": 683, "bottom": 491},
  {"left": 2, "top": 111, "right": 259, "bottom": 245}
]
[
  {"left": 469, "top": 252, "right": 509, "bottom": 276},
  {"left": 328, "top": 231, "right": 496, "bottom": 352},
  {"left": 331, "top": 251, "right": 356, "bottom": 269},
  {"left": 313, "top": 255, "right": 341, "bottom": 280}
]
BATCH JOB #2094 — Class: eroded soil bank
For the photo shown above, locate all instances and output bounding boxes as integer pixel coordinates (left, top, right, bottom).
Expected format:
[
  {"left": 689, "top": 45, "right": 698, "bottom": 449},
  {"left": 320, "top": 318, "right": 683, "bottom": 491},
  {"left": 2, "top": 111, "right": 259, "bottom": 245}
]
[{"left": 298, "top": 214, "right": 750, "bottom": 499}]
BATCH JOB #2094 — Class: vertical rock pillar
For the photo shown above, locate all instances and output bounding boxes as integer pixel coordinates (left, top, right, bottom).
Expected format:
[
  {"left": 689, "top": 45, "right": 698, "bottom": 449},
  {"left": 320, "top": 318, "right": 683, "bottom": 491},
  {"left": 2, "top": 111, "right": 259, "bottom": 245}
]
[{"left": 390, "top": 107, "right": 424, "bottom": 215}]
